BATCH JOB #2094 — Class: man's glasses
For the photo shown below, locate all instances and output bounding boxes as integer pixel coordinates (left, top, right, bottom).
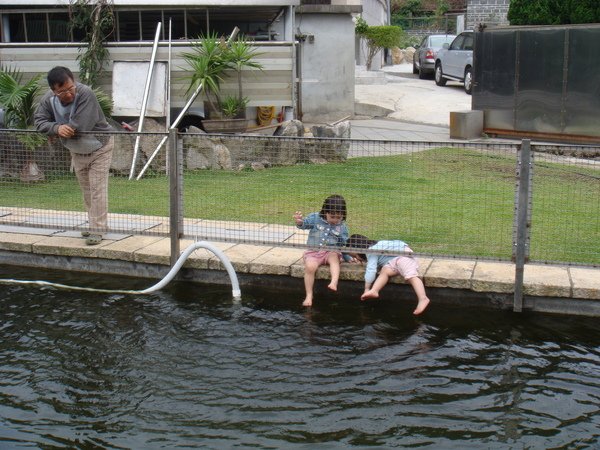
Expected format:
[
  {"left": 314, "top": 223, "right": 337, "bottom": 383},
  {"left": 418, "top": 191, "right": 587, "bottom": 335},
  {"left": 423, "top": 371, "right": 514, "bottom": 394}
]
[{"left": 54, "top": 85, "right": 76, "bottom": 98}]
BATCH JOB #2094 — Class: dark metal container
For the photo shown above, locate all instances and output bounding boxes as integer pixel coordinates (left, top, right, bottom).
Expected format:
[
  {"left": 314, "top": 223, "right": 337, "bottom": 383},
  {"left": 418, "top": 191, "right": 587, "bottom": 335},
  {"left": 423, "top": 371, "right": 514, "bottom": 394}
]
[{"left": 473, "top": 24, "right": 600, "bottom": 144}]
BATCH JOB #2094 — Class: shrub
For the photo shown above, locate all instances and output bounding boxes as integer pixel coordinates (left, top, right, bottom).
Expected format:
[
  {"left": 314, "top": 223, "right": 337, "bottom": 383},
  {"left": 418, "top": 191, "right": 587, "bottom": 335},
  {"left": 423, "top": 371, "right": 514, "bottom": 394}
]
[
  {"left": 358, "top": 25, "right": 405, "bottom": 70},
  {"left": 508, "top": 0, "right": 600, "bottom": 25}
]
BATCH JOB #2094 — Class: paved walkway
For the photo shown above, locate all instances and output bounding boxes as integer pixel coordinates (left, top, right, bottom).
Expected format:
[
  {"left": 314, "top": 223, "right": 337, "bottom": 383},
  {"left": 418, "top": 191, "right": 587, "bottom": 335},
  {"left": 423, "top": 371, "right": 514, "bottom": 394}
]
[{"left": 350, "top": 118, "right": 452, "bottom": 142}]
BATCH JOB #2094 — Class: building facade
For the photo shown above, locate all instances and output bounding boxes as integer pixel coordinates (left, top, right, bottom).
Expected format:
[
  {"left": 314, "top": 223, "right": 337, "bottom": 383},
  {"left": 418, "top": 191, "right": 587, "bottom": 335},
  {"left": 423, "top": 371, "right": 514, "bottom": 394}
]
[
  {"left": 0, "top": 0, "right": 361, "bottom": 124},
  {"left": 466, "top": 0, "right": 510, "bottom": 30}
]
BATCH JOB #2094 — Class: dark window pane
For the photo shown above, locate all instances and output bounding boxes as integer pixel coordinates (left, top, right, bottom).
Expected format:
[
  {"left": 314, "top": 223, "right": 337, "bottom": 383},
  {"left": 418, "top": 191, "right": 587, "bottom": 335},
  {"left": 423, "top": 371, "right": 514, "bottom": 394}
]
[
  {"left": 450, "top": 35, "right": 464, "bottom": 50},
  {"left": 163, "top": 10, "right": 186, "bottom": 40},
  {"left": 6, "top": 14, "right": 26, "bottom": 42},
  {"left": 141, "top": 10, "right": 162, "bottom": 40},
  {"left": 118, "top": 11, "right": 140, "bottom": 41},
  {"left": 49, "top": 13, "right": 70, "bottom": 41},
  {"left": 187, "top": 10, "right": 206, "bottom": 39},
  {"left": 26, "top": 13, "right": 48, "bottom": 42}
]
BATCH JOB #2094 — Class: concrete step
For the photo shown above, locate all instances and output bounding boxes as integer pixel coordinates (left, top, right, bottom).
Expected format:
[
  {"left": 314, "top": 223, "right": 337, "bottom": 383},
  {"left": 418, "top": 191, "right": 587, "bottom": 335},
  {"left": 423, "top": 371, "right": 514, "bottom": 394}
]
[
  {"left": 355, "top": 66, "right": 387, "bottom": 85},
  {"left": 354, "top": 101, "right": 393, "bottom": 118}
]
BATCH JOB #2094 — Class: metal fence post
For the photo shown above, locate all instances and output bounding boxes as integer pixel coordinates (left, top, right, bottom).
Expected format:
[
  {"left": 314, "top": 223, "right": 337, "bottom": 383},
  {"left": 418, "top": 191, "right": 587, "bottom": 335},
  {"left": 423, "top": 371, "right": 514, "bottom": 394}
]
[
  {"left": 169, "top": 128, "right": 182, "bottom": 266},
  {"left": 513, "top": 139, "right": 532, "bottom": 312}
]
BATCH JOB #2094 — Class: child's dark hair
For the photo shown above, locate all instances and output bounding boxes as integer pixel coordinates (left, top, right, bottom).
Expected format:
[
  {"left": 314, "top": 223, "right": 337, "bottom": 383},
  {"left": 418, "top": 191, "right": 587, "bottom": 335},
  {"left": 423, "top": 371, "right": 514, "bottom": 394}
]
[
  {"left": 47, "top": 66, "right": 74, "bottom": 89},
  {"left": 346, "top": 234, "right": 378, "bottom": 261},
  {"left": 319, "top": 194, "right": 347, "bottom": 221}
]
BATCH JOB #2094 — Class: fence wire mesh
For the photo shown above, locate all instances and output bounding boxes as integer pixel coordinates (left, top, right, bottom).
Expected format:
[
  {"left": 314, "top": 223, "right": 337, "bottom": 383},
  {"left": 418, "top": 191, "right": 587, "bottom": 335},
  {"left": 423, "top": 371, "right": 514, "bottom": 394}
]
[
  {"left": 529, "top": 145, "right": 600, "bottom": 266},
  {"left": 181, "top": 133, "right": 518, "bottom": 261},
  {"left": 0, "top": 129, "right": 598, "bottom": 266},
  {"left": 0, "top": 129, "right": 170, "bottom": 236}
]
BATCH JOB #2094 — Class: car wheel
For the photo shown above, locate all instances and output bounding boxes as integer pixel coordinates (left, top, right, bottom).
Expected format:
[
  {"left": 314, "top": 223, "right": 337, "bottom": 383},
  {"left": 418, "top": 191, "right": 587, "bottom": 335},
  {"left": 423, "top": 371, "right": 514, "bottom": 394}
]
[
  {"left": 412, "top": 59, "right": 418, "bottom": 74},
  {"left": 464, "top": 67, "right": 472, "bottom": 95},
  {"left": 418, "top": 63, "right": 427, "bottom": 79},
  {"left": 434, "top": 64, "right": 446, "bottom": 86}
]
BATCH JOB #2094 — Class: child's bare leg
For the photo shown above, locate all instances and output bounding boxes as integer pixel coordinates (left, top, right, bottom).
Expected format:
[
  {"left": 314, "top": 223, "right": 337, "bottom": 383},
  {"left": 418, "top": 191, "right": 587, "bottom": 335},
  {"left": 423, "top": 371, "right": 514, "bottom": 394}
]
[
  {"left": 303, "top": 259, "right": 319, "bottom": 307},
  {"left": 361, "top": 267, "right": 395, "bottom": 300},
  {"left": 327, "top": 253, "right": 341, "bottom": 292},
  {"left": 408, "top": 276, "right": 430, "bottom": 315}
]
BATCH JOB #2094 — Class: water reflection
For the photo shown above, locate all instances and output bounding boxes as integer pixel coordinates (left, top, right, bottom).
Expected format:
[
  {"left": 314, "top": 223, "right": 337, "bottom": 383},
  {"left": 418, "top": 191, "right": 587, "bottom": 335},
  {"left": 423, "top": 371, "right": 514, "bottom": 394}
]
[{"left": 0, "top": 266, "right": 599, "bottom": 448}]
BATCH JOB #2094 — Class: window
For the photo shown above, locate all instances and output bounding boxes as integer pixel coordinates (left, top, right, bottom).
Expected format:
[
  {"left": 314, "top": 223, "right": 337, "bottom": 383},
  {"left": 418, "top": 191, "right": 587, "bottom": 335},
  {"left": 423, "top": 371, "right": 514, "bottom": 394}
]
[
  {"left": 163, "top": 10, "right": 186, "bottom": 40},
  {"left": 186, "top": 10, "right": 207, "bottom": 39},
  {"left": 25, "top": 13, "right": 48, "bottom": 42},
  {"left": 49, "top": 13, "right": 70, "bottom": 41},
  {"left": 463, "top": 34, "right": 473, "bottom": 51},
  {"left": 1, "top": 7, "right": 275, "bottom": 43},
  {"left": 118, "top": 11, "right": 140, "bottom": 41},
  {"left": 2, "top": 11, "right": 71, "bottom": 43},
  {"left": 141, "top": 10, "right": 162, "bottom": 40},
  {"left": 450, "top": 35, "right": 464, "bottom": 51},
  {"left": 5, "top": 14, "right": 26, "bottom": 42}
]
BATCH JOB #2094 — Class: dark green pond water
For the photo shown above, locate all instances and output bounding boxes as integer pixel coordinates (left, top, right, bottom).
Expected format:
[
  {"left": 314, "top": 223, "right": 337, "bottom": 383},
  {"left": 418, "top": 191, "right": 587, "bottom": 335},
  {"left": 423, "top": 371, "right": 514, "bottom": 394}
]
[{"left": 0, "top": 266, "right": 599, "bottom": 449}]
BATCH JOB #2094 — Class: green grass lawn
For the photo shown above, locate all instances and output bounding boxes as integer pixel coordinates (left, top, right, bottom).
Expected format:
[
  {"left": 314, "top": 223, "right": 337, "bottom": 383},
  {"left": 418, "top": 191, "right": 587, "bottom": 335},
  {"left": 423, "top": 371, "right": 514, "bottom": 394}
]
[{"left": 1, "top": 148, "right": 598, "bottom": 264}]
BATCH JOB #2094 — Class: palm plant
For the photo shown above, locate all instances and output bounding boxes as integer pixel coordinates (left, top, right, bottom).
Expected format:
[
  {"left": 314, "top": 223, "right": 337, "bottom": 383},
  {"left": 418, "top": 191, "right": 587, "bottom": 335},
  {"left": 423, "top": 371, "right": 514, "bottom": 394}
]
[
  {"left": 0, "top": 66, "right": 46, "bottom": 181},
  {"left": 0, "top": 66, "right": 42, "bottom": 130},
  {"left": 220, "top": 95, "right": 249, "bottom": 119},
  {"left": 227, "top": 38, "right": 263, "bottom": 105},
  {"left": 181, "top": 32, "right": 230, "bottom": 116},
  {"left": 182, "top": 33, "right": 263, "bottom": 120}
]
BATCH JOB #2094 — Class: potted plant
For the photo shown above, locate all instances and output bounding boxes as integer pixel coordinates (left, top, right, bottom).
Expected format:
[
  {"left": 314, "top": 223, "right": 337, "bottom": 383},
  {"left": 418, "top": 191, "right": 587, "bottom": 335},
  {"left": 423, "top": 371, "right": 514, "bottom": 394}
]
[
  {"left": 182, "top": 33, "right": 263, "bottom": 133},
  {"left": 0, "top": 66, "right": 46, "bottom": 182}
]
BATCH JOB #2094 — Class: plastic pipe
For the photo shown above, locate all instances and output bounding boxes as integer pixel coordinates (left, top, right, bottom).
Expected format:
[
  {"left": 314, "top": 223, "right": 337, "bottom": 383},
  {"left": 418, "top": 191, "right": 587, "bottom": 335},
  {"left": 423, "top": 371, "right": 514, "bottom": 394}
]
[{"left": 0, "top": 241, "right": 241, "bottom": 300}]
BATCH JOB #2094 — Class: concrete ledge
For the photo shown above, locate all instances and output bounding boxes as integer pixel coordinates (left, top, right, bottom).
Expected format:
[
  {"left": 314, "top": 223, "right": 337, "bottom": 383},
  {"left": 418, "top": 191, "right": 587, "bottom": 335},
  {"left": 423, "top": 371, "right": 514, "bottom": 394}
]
[
  {"left": 471, "top": 261, "right": 515, "bottom": 293},
  {"left": 570, "top": 267, "right": 600, "bottom": 299},
  {"left": 425, "top": 258, "right": 474, "bottom": 289},
  {"left": 524, "top": 264, "right": 571, "bottom": 298}
]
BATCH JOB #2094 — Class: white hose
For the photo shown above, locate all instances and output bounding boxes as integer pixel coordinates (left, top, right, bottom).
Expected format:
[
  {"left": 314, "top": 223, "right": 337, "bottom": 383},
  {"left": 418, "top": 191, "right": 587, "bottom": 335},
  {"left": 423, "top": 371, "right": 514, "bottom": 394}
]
[{"left": 0, "top": 241, "right": 241, "bottom": 300}]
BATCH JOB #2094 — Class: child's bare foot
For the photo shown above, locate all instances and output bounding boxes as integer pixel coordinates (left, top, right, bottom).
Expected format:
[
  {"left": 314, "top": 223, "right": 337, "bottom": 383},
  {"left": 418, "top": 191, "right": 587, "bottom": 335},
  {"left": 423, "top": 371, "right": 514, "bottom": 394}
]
[
  {"left": 361, "top": 290, "right": 379, "bottom": 301},
  {"left": 413, "top": 297, "right": 430, "bottom": 315},
  {"left": 302, "top": 297, "right": 313, "bottom": 307},
  {"left": 327, "top": 282, "right": 338, "bottom": 292}
]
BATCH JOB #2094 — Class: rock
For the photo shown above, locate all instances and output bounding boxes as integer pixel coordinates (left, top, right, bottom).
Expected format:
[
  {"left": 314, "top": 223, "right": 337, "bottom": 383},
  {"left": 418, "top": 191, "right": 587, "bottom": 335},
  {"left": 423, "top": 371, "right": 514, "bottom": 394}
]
[
  {"left": 310, "top": 121, "right": 351, "bottom": 139},
  {"left": 391, "top": 46, "right": 404, "bottom": 64},
  {"left": 111, "top": 117, "right": 167, "bottom": 175},
  {"left": 308, "top": 121, "right": 350, "bottom": 161},
  {"left": 273, "top": 119, "right": 304, "bottom": 137},
  {"left": 392, "top": 47, "right": 416, "bottom": 64},
  {"left": 184, "top": 126, "right": 215, "bottom": 170},
  {"left": 214, "top": 143, "right": 232, "bottom": 169},
  {"left": 266, "top": 138, "right": 301, "bottom": 166}
]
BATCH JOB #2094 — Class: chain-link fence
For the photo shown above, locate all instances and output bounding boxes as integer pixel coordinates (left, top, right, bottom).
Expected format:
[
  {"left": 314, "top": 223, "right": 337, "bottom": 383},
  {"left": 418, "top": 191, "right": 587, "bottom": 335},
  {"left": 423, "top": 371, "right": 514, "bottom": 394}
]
[
  {"left": 392, "top": 15, "right": 457, "bottom": 35},
  {"left": 0, "top": 129, "right": 170, "bottom": 236},
  {"left": 0, "top": 128, "right": 598, "bottom": 267}
]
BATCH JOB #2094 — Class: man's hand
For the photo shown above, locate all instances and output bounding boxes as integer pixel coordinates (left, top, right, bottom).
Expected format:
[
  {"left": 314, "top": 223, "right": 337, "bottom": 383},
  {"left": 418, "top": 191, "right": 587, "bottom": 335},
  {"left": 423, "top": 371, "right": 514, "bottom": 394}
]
[{"left": 57, "top": 124, "right": 76, "bottom": 138}]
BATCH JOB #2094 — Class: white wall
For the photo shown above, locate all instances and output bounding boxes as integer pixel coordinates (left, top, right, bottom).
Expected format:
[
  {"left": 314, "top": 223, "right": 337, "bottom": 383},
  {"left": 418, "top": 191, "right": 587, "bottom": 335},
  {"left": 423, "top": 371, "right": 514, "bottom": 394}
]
[{"left": 296, "top": 13, "right": 356, "bottom": 123}]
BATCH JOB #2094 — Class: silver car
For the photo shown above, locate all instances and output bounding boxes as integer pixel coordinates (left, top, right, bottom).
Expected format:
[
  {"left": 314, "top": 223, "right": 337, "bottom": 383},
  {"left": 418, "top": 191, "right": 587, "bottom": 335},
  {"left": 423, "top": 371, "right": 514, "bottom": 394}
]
[
  {"left": 412, "top": 34, "right": 456, "bottom": 79},
  {"left": 434, "top": 31, "right": 474, "bottom": 94}
]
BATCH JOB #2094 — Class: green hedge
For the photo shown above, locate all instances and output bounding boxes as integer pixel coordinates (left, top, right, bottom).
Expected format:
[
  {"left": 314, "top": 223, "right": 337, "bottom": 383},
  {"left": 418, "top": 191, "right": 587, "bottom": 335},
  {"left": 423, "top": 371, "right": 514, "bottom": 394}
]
[{"left": 508, "top": 0, "right": 600, "bottom": 25}]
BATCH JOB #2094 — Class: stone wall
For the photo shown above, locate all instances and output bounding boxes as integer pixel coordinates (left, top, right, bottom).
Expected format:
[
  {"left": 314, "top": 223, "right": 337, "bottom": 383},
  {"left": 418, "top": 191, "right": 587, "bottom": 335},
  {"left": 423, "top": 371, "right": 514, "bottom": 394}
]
[{"left": 466, "top": 0, "right": 510, "bottom": 30}]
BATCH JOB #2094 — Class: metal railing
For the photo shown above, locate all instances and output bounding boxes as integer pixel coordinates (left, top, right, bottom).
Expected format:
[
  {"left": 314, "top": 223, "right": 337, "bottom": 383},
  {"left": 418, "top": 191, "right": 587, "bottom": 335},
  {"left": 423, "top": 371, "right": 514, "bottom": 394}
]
[{"left": 0, "top": 129, "right": 598, "bottom": 268}]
